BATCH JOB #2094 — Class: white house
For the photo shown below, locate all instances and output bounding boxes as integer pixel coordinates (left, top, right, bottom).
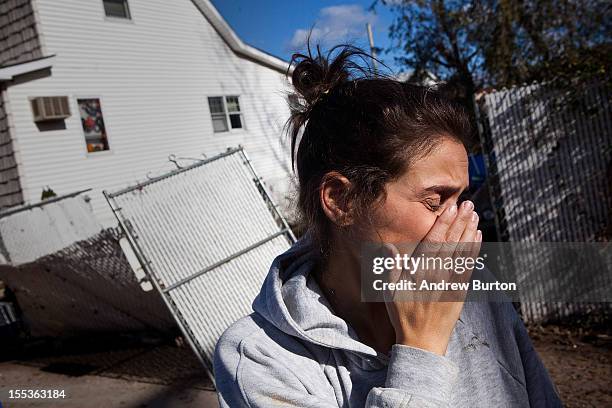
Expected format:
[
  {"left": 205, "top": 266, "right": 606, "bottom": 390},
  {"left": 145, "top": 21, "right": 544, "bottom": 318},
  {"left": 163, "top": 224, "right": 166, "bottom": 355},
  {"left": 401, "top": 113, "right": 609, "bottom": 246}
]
[{"left": 0, "top": 0, "right": 295, "bottom": 226}]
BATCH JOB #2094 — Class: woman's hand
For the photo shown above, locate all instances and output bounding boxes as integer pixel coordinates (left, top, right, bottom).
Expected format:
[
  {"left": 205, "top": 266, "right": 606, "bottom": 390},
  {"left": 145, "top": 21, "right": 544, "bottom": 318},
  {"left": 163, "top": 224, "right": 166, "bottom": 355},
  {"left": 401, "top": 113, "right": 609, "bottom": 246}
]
[{"left": 383, "top": 200, "right": 482, "bottom": 356}]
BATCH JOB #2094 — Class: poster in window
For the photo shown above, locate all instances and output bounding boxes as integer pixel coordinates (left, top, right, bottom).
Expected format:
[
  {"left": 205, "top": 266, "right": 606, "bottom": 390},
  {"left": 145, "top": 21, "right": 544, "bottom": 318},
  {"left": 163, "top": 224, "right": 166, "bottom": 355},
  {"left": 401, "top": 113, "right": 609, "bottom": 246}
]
[{"left": 78, "top": 98, "right": 109, "bottom": 153}]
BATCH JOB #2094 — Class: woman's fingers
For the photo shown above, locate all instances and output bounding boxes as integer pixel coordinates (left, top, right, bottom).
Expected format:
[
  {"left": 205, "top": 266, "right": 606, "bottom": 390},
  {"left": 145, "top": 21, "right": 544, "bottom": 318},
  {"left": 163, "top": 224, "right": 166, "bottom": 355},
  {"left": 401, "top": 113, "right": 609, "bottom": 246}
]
[
  {"left": 446, "top": 200, "right": 476, "bottom": 243},
  {"left": 470, "top": 229, "right": 483, "bottom": 260},
  {"left": 452, "top": 228, "right": 482, "bottom": 284},
  {"left": 418, "top": 203, "right": 457, "bottom": 259},
  {"left": 454, "top": 208, "right": 479, "bottom": 258},
  {"left": 424, "top": 203, "right": 457, "bottom": 244},
  {"left": 435, "top": 201, "right": 476, "bottom": 276},
  {"left": 459, "top": 209, "right": 479, "bottom": 243}
]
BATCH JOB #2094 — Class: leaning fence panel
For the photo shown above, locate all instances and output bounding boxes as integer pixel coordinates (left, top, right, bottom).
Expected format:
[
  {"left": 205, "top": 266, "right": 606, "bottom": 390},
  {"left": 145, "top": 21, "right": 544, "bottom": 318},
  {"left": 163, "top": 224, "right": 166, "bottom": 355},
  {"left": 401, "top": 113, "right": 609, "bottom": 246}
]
[{"left": 105, "top": 147, "right": 295, "bottom": 380}]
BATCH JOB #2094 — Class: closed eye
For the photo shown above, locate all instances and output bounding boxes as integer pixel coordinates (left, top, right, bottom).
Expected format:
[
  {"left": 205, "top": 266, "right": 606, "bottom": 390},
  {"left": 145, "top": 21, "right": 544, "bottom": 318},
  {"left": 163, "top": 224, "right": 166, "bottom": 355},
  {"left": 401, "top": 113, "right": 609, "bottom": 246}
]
[
  {"left": 421, "top": 184, "right": 468, "bottom": 210},
  {"left": 424, "top": 198, "right": 443, "bottom": 212}
]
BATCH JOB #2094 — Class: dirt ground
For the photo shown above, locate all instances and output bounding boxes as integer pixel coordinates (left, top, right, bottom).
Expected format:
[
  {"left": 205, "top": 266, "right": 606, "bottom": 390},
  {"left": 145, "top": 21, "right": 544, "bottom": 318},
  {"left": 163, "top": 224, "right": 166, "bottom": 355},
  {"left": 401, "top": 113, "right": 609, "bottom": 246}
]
[
  {"left": 0, "top": 361, "right": 219, "bottom": 408},
  {"left": 529, "top": 325, "right": 612, "bottom": 408},
  {"left": 0, "top": 340, "right": 219, "bottom": 407},
  {"left": 1, "top": 325, "right": 610, "bottom": 408}
]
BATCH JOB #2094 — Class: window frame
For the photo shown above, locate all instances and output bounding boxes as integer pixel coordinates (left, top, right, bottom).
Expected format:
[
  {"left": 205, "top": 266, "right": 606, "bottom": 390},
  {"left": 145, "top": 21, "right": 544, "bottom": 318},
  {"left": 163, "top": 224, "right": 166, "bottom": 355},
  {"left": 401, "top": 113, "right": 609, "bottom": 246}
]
[
  {"left": 102, "top": 0, "right": 133, "bottom": 21},
  {"left": 207, "top": 95, "right": 246, "bottom": 134},
  {"left": 75, "top": 96, "right": 113, "bottom": 157}
]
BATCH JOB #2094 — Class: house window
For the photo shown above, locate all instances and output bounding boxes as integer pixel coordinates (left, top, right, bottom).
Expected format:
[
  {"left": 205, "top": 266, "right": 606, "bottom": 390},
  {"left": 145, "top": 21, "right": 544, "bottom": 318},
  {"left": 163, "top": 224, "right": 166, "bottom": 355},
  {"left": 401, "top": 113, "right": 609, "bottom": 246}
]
[
  {"left": 208, "top": 96, "right": 244, "bottom": 133},
  {"left": 103, "top": 0, "right": 131, "bottom": 19},
  {"left": 78, "top": 98, "right": 110, "bottom": 153}
]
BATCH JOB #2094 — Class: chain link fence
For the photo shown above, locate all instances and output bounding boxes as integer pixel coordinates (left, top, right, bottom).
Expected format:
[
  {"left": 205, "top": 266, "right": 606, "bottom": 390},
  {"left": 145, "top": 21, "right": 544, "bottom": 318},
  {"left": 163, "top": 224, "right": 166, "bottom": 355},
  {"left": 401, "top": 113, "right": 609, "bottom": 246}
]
[{"left": 476, "top": 79, "right": 612, "bottom": 323}]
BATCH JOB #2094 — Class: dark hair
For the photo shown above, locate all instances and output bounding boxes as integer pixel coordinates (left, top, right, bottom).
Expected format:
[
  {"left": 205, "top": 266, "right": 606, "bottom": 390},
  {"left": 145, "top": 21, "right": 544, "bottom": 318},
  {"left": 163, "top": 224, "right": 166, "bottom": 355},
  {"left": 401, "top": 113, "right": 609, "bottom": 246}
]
[{"left": 286, "top": 44, "right": 472, "bottom": 255}]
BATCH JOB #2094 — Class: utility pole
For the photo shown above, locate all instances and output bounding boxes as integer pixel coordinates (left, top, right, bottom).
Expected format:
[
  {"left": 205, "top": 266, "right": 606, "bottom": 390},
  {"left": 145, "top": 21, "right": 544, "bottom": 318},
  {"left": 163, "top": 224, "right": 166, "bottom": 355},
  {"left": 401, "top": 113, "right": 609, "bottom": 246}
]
[{"left": 366, "top": 22, "right": 378, "bottom": 73}]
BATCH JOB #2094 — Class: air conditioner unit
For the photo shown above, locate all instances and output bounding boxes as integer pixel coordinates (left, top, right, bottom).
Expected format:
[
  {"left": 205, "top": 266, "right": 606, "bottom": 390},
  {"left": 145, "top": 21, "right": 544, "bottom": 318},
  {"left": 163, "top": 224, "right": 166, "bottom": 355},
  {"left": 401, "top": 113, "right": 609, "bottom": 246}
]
[{"left": 30, "top": 96, "right": 71, "bottom": 122}]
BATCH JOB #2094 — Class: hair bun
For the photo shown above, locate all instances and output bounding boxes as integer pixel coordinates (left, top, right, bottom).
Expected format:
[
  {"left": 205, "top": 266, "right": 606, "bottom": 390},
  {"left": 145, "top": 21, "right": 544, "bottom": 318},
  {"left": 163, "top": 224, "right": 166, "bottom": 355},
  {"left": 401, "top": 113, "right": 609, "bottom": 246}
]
[
  {"left": 292, "top": 56, "right": 338, "bottom": 105},
  {"left": 290, "top": 44, "right": 372, "bottom": 107},
  {"left": 285, "top": 43, "right": 383, "bottom": 170}
]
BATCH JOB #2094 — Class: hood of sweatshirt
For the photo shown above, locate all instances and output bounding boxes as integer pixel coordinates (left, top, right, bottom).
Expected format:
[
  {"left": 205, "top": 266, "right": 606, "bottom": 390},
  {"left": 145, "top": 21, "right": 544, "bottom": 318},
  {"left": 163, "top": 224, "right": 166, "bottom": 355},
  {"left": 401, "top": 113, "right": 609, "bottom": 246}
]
[{"left": 252, "top": 234, "right": 390, "bottom": 367}]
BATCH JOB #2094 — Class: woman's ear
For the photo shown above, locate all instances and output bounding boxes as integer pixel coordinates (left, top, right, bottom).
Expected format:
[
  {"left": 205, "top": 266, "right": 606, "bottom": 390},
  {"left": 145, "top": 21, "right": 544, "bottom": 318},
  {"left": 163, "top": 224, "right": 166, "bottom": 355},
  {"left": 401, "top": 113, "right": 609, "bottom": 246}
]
[{"left": 320, "top": 172, "right": 354, "bottom": 226}]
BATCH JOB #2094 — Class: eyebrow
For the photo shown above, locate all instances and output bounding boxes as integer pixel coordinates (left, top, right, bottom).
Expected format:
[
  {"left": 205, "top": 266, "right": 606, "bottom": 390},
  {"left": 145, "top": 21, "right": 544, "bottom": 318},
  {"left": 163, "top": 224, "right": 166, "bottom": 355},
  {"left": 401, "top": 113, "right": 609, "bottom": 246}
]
[{"left": 419, "top": 184, "right": 468, "bottom": 198}]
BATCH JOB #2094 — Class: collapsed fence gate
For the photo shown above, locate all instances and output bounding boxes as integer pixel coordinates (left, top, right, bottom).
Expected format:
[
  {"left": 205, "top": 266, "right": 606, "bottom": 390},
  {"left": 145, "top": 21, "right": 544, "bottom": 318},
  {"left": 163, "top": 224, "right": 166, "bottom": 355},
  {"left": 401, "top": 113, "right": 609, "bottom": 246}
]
[{"left": 104, "top": 147, "right": 295, "bottom": 381}]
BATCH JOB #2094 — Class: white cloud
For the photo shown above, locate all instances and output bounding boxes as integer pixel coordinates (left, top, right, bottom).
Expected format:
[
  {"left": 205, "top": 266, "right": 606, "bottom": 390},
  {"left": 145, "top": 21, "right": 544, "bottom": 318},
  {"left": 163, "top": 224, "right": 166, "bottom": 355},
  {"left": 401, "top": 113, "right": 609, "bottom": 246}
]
[{"left": 288, "top": 4, "right": 378, "bottom": 51}]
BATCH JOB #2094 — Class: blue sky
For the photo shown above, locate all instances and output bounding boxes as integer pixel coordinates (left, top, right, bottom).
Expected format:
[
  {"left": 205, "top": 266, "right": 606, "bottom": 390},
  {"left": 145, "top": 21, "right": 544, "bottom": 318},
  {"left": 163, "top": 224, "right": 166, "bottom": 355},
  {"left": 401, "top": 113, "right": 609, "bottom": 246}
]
[{"left": 209, "top": 0, "right": 402, "bottom": 73}]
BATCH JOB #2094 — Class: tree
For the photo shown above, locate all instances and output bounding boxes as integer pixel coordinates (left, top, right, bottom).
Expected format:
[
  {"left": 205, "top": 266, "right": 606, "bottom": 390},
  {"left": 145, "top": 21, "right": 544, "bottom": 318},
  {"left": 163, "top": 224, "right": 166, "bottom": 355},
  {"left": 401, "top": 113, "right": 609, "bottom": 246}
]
[{"left": 376, "top": 0, "right": 611, "bottom": 112}]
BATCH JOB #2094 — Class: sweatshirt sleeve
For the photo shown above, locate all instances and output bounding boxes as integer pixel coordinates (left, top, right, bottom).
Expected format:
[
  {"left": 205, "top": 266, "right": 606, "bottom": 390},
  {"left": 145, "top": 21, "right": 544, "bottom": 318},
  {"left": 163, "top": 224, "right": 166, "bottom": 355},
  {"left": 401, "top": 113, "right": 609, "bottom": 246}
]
[
  {"left": 215, "top": 331, "right": 459, "bottom": 408},
  {"left": 366, "top": 344, "right": 459, "bottom": 407}
]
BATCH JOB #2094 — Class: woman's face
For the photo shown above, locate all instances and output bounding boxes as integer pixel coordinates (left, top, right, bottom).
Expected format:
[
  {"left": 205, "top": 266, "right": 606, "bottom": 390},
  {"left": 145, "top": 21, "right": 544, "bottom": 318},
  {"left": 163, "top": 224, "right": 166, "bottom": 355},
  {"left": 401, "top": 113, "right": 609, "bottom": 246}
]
[{"left": 363, "top": 136, "right": 469, "bottom": 244}]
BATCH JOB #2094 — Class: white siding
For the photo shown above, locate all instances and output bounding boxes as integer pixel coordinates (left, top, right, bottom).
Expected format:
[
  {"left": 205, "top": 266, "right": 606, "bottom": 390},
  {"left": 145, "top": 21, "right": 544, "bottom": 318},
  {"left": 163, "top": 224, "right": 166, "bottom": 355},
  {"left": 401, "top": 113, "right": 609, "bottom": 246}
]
[{"left": 6, "top": 0, "right": 295, "bottom": 226}]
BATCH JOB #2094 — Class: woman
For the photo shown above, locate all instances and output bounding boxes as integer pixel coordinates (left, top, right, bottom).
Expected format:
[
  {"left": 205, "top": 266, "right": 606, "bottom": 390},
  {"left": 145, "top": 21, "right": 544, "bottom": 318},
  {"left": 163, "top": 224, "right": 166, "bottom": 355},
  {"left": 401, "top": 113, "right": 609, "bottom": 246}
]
[{"left": 214, "top": 45, "right": 562, "bottom": 407}]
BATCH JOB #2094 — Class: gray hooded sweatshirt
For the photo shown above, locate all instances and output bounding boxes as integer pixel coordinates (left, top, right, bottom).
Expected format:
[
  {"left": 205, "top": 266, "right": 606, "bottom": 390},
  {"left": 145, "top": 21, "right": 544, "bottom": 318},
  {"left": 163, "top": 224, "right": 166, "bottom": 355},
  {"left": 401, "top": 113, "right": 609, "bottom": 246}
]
[{"left": 214, "top": 237, "right": 562, "bottom": 407}]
